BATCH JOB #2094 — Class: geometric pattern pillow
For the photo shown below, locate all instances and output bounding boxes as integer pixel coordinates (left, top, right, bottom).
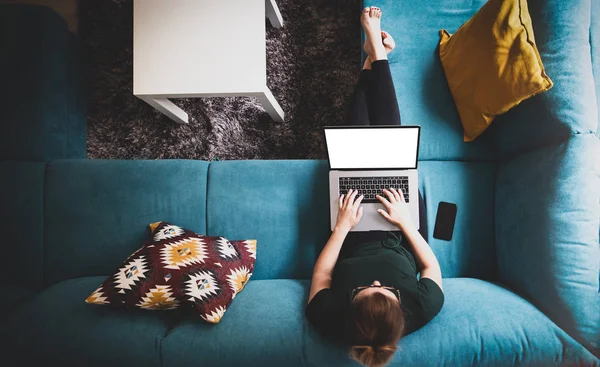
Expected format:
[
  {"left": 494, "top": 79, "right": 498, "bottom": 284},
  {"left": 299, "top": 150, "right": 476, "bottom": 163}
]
[{"left": 86, "top": 222, "right": 256, "bottom": 323}]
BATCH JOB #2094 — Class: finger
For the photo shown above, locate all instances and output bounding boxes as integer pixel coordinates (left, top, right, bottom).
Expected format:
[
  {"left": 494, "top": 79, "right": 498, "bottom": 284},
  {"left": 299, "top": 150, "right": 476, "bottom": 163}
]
[
  {"left": 376, "top": 194, "right": 392, "bottom": 208},
  {"left": 339, "top": 194, "right": 344, "bottom": 209},
  {"left": 343, "top": 189, "right": 352, "bottom": 207},
  {"left": 383, "top": 189, "right": 396, "bottom": 203},
  {"left": 357, "top": 206, "right": 364, "bottom": 221},
  {"left": 347, "top": 189, "right": 359, "bottom": 208},
  {"left": 352, "top": 194, "right": 364, "bottom": 210},
  {"left": 391, "top": 188, "right": 401, "bottom": 201},
  {"left": 377, "top": 208, "right": 391, "bottom": 220},
  {"left": 397, "top": 188, "right": 406, "bottom": 203}
]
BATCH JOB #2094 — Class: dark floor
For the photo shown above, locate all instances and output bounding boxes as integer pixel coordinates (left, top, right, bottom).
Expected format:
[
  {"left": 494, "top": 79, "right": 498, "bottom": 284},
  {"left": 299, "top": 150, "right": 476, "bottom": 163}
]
[{"left": 80, "top": 0, "right": 362, "bottom": 160}]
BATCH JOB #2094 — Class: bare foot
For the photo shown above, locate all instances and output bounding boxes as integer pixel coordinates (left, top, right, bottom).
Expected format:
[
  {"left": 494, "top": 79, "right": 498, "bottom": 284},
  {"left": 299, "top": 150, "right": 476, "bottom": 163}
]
[
  {"left": 363, "top": 30, "right": 394, "bottom": 70},
  {"left": 361, "top": 6, "right": 387, "bottom": 62},
  {"left": 381, "top": 31, "right": 395, "bottom": 54}
]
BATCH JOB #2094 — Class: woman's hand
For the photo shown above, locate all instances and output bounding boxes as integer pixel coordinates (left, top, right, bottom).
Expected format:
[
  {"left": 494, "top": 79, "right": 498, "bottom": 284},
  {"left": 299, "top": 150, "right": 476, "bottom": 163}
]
[
  {"left": 376, "top": 188, "right": 414, "bottom": 230},
  {"left": 335, "top": 189, "right": 364, "bottom": 232}
]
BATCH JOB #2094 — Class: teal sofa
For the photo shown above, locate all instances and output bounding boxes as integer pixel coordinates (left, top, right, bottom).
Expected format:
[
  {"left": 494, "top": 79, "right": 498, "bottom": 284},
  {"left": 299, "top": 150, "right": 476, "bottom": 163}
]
[
  {"left": 0, "top": 4, "right": 86, "bottom": 161},
  {"left": 1, "top": 0, "right": 599, "bottom": 366}
]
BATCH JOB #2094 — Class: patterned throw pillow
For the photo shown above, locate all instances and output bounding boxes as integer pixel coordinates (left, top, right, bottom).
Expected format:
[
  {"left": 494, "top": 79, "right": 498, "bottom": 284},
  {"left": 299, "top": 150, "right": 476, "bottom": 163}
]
[{"left": 85, "top": 222, "right": 257, "bottom": 323}]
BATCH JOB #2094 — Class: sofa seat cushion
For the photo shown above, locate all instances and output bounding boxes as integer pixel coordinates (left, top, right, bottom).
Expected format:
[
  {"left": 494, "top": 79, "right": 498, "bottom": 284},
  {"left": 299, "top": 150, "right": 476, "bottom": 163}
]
[
  {"left": 364, "top": 0, "right": 598, "bottom": 160},
  {"left": 362, "top": 0, "right": 495, "bottom": 161},
  {"left": 417, "top": 161, "right": 496, "bottom": 280},
  {"left": 393, "top": 279, "right": 597, "bottom": 366},
  {"left": 1, "top": 278, "right": 595, "bottom": 366},
  {"left": 0, "top": 162, "right": 45, "bottom": 291},
  {"left": 160, "top": 279, "right": 596, "bottom": 367},
  {"left": 0, "top": 276, "right": 178, "bottom": 367},
  {"left": 161, "top": 279, "right": 307, "bottom": 367}
]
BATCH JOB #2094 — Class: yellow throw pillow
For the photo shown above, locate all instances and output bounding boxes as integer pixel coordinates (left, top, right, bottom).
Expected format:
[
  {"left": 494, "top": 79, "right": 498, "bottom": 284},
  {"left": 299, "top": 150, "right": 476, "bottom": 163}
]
[{"left": 439, "top": 0, "right": 553, "bottom": 142}]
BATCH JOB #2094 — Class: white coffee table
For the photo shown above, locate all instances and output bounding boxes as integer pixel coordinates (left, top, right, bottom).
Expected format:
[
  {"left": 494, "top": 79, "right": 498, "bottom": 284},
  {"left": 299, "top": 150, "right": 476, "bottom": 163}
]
[{"left": 133, "top": 0, "right": 284, "bottom": 124}]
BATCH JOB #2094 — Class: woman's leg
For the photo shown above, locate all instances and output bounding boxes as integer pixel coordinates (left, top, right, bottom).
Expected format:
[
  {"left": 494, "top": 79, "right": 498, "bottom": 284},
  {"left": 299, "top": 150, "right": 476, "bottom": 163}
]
[
  {"left": 361, "top": 7, "right": 400, "bottom": 126},
  {"left": 344, "top": 68, "right": 371, "bottom": 126},
  {"left": 366, "top": 59, "right": 401, "bottom": 126}
]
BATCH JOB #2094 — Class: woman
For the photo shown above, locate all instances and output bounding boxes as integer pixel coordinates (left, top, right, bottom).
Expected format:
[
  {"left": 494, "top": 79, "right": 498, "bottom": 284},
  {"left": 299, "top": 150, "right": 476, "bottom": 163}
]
[{"left": 305, "top": 7, "right": 444, "bottom": 367}]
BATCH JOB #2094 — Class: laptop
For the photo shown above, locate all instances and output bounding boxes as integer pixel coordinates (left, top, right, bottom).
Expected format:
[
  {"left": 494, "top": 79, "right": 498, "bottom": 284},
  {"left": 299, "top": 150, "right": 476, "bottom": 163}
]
[{"left": 324, "top": 126, "right": 420, "bottom": 232}]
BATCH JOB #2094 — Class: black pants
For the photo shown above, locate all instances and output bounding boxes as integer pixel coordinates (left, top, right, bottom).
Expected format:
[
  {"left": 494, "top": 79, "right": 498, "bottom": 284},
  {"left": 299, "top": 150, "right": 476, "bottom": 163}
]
[
  {"left": 342, "top": 60, "right": 428, "bottom": 244},
  {"left": 345, "top": 60, "right": 401, "bottom": 127}
]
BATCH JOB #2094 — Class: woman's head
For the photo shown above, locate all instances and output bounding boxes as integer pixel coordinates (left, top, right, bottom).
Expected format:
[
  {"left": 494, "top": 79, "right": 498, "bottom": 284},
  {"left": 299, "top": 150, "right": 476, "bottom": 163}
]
[{"left": 348, "top": 281, "right": 405, "bottom": 367}]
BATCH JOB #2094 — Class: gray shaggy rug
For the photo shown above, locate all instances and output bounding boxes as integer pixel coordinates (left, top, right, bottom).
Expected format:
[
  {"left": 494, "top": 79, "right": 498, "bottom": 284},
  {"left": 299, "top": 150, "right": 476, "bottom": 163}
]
[{"left": 80, "top": 0, "right": 362, "bottom": 160}]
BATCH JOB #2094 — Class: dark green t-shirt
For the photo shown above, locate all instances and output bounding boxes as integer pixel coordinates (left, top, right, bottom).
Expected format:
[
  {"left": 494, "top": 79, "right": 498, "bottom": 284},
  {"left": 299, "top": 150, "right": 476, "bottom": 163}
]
[{"left": 305, "top": 232, "right": 444, "bottom": 343}]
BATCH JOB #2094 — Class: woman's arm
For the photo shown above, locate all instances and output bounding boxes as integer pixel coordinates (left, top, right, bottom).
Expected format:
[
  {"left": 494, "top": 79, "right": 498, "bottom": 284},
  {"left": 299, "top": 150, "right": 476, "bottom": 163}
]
[
  {"left": 308, "top": 226, "right": 348, "bottom": 303},
  {"left": 308, "top": 190, "right": 364, "bottom": 303},
  {"left": 401, "top": 222, "right": 443, "bottom": 291},
  {"left": 377, "top": 188, "right": 443, "bottom": 291}
]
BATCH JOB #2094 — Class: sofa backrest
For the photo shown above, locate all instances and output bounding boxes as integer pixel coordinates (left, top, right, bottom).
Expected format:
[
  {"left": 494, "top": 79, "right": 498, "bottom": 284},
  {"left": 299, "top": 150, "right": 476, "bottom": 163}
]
[
  {"left": 206, "top": 160, "right": 331, "bottom": 280},
  {"left": 42, "top": 160, "right": 209, "bottom": 286},
  {"left": 205, "top": 159, "right": 499, "bottom": 281},
  {"left": 205, "top": 160, "right": 499, "bottom": 281},
  {"left": 1, "top": 158, "right": 500, "bottom": 287}
]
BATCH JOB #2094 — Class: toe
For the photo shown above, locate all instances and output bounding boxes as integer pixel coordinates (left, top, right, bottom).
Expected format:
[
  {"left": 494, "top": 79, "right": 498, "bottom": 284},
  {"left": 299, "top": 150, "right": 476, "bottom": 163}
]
[
  {"left": 363, "top": 7, "right": 370, "bottom": 13},
  {"left": 369, "top": 7, "right": 376, "bottom": 16},
  {"left": 381, "top": 31, "right": 388, "bottom": 39}
]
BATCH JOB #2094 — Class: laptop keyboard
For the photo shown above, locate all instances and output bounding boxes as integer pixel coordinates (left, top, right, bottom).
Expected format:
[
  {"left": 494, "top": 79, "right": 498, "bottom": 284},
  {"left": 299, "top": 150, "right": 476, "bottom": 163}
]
[{"left": 338, "top": 176, "right": 409, "bottom": 203}]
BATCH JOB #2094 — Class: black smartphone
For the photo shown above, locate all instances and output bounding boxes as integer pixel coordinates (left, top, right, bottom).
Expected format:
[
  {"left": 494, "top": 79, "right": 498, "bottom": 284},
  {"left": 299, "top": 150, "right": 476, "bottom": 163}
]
[{"left": 433, "top": 202, "right": 458, "bottom": 241}]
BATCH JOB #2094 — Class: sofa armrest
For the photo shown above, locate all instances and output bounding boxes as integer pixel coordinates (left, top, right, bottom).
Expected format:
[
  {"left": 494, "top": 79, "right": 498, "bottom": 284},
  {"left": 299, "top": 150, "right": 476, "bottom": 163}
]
[
  {"left": 488, "top": 0, "right": 598, "bottom": 158},
  {"left": 591, "top": 0, "right": 600, "bottom": 138},
  {"left": 495, "top": 135, "right": 600, "bottom": 355},
  {"left": 0, "top": 4, "right": 86, "bottom": 160}
]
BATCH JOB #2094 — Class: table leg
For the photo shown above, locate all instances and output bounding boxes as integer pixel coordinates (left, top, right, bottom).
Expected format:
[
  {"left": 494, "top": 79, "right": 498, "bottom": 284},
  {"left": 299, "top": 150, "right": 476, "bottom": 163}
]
[
  {"left": 265, "top": 0, "right": 283, "bottom": 28},
  {"left": 138, "top": 96, "right": 189, "bottom": 124},
  {"left": 256, "top": 88, "right": 284, "bottom": 122}
]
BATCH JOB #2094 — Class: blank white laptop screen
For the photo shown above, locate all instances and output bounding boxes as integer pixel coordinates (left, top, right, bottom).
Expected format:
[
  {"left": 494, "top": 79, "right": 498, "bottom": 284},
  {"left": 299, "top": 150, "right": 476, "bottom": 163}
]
[{"left": 324, "top": 127, "right": 419, "bottom": 170}]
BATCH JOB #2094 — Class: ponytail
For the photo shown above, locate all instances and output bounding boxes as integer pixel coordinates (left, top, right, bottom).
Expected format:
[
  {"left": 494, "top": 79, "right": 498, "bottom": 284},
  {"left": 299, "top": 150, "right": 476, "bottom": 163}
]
[{"left": 351, "top": 344, "right": 397, "bottom": 367}]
